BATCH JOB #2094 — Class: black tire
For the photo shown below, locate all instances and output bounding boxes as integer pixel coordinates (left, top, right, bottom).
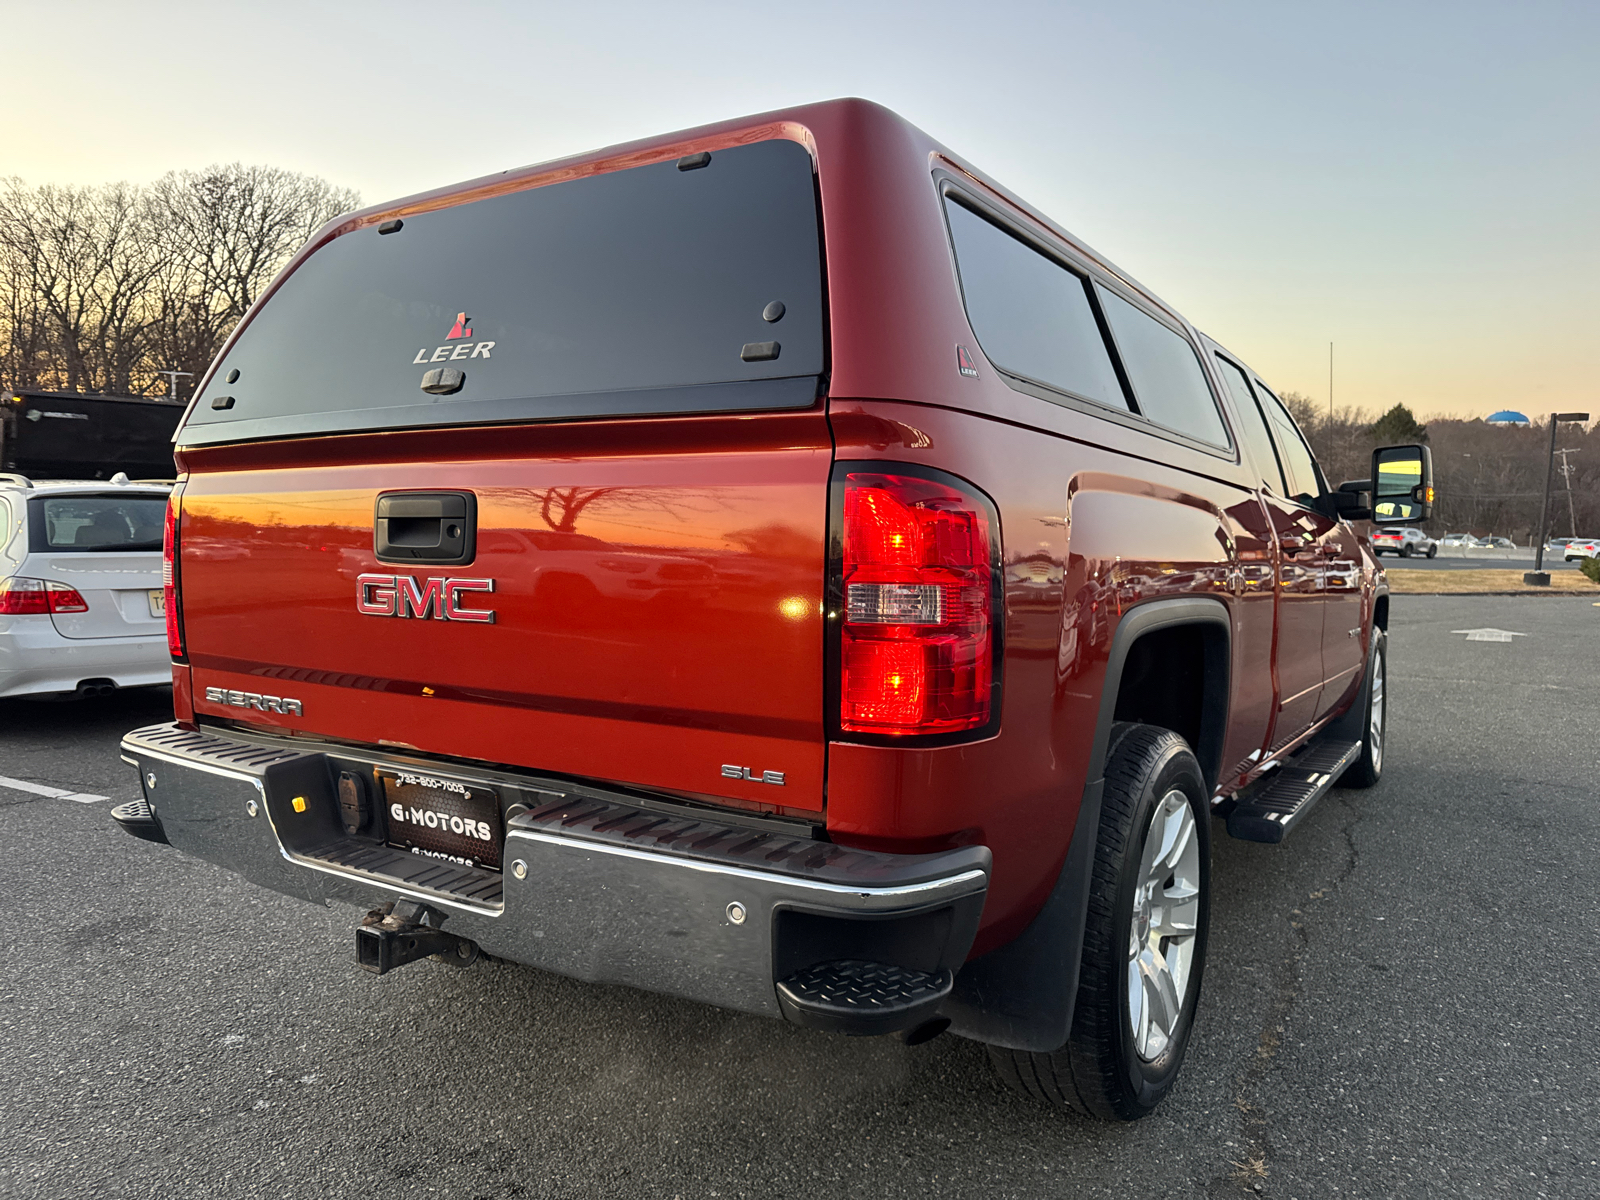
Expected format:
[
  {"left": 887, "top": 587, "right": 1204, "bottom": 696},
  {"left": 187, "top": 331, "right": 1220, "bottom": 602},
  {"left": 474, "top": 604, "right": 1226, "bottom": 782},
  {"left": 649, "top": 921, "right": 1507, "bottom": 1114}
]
[
  {"left": 1400, "top": 543, "right": 1414, "bottom": 558},
  {"left": 988, "top": 723, "right": 1211, "bottom": 1120},
  {"left": 1334, "top": 628, "right": 1386, "bottom": 788},
  {"left": 1426, "top": 544, "right": 1437, "bottom": 558}
]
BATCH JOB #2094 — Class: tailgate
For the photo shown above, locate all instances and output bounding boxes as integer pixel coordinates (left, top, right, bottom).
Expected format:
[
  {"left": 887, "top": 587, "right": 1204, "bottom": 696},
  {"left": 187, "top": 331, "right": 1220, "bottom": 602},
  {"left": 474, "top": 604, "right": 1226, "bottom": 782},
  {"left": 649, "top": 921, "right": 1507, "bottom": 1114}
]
[{"left": 180, "top": 414, "right": 831, "bottom": 813}]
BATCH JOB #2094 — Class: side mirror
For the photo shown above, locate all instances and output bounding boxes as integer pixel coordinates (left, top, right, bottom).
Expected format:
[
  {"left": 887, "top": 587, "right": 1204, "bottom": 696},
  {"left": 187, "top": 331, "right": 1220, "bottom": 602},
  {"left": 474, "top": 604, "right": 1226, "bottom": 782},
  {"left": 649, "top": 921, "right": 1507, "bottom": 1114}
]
[{"left": 1370, "top": 444, "right": 1434, "bottom": 525}]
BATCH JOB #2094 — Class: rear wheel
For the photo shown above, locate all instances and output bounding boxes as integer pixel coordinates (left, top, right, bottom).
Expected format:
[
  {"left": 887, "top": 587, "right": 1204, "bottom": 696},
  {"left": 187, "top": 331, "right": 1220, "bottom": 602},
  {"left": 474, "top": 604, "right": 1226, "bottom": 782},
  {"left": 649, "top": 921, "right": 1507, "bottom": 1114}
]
[
  {"left": 988, "top": 724, "right": 1210, "bottom": 1120},
  {"left": 1400, "top": 543, "right": 1414, "bottom": 558}
]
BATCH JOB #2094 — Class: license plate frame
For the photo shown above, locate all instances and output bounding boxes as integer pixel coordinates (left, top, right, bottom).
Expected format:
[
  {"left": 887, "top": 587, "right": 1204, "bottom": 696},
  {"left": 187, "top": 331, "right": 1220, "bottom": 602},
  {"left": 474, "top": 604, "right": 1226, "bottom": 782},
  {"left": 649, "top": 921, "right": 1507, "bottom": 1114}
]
[
  {"left": 378, "top": 769, "right": 504, "bottom": 872},
  {"left": 147, "top": 589, "right": 166, "bottom": 618}
]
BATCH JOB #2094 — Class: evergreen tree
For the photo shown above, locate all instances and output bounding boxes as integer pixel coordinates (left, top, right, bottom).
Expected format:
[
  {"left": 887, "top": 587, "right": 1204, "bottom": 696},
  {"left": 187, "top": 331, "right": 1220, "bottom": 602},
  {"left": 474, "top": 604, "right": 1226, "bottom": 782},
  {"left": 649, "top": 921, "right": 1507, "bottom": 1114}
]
[{"left": 1368, "top": 404, "right": 1428, "bottom": 443}]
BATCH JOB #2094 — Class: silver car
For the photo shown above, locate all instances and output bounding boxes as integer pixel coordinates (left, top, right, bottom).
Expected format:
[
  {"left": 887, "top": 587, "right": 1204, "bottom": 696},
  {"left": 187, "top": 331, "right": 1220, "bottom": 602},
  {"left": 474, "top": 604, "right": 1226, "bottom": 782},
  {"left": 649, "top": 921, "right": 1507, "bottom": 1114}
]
[{"left": 0, "top": 475, "right": 172, "bottom": 699}]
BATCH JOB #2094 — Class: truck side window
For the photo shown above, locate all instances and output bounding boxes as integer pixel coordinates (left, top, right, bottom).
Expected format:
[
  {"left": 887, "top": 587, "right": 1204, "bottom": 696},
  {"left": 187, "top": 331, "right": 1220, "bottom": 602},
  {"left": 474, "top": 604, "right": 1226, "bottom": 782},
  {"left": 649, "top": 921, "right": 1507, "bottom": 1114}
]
[
  {"left": 1096, "top": 286, "right": 1232, "bottom": 448},
  {"left": 1215, "top": 356, "right": 1286, "bottom": 494},
  {"left": 944, "top": 199, "right": 1129, "bottom": 412},
  {"left": 1254, "top": 381, "right": 1321, "bottom": 506}
]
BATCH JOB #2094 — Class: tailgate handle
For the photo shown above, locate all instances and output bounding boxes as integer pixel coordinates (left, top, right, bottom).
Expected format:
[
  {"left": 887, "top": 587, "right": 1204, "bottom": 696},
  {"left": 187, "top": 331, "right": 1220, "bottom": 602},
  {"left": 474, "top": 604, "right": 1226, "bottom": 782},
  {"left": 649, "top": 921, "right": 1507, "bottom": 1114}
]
[{"left": 374, "top": 491, "right": 476, "bottom": 565}]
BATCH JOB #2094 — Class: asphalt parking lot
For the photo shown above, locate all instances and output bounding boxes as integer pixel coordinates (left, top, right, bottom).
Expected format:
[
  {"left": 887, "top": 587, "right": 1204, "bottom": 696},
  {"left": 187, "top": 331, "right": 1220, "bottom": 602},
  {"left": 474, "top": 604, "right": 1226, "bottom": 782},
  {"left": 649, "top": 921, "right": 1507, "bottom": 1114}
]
[{"left": 2, "top": 595, "right": 1596, "bottom": 1200}]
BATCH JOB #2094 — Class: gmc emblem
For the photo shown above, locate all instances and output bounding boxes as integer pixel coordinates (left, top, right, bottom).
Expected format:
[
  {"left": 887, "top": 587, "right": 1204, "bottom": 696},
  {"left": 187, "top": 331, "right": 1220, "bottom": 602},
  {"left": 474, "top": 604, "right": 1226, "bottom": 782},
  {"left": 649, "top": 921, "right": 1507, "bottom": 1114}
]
[{"left": 357, "top": 574, "right": 496, "bottom": 623}]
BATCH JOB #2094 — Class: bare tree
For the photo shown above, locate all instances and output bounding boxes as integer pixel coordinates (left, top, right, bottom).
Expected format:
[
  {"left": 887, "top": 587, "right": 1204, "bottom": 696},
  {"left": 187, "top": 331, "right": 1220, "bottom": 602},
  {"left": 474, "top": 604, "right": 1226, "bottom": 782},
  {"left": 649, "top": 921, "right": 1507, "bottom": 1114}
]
[
  {"left": 0, "top": 164, "right": 357, "bottom": 402},
  {"left": 145, "top": 164, "right": 358, "bottom": 389},
  {"left": 0, "top": 178, "right": 161, "bottom": 394},
  {"left": 0, "top": 189, "right": 52, "bottom": 390}
]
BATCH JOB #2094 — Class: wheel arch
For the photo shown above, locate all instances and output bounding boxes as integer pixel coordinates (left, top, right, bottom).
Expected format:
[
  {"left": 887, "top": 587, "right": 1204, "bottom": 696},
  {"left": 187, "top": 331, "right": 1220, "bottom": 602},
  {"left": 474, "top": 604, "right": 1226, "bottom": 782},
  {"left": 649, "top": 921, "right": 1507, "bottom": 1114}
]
[
  {"left": 1101, "top": 602, "right": 1230, "bottom": 792},
  {"left": 943, "top": 596, "right": 1230, "bottom": 1052}
]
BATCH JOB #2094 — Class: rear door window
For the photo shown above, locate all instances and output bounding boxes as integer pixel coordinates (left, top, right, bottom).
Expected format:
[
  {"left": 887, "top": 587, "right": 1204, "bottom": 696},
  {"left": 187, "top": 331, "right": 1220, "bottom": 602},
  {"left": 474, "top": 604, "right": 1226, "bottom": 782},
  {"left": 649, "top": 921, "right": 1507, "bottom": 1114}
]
[
  {"left": 1253, "top": 382, "right": 1322, "bottom": 504},
  {"left": 1096, "top": 287, "right": 1231, "bottom": 448},
  {"left": 1215, "top": 356, "right": 1286, "bottom": 493},
  {"left": 29, "top": 495, "right": 168, "bottom": 552},
  {"left": 183, "top": 138, "right": 825, "bottom": 445},
  {"left": 943, "top": 199, "right": 1128, "bottom": 411}
]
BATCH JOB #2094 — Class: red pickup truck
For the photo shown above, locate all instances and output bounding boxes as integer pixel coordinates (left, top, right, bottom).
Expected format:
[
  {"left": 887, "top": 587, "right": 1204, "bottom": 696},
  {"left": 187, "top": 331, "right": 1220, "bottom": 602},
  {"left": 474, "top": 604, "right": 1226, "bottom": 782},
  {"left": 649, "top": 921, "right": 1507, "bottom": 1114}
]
[{"left": 115, "top": 99, "right": 1433, "bottom": 1120}]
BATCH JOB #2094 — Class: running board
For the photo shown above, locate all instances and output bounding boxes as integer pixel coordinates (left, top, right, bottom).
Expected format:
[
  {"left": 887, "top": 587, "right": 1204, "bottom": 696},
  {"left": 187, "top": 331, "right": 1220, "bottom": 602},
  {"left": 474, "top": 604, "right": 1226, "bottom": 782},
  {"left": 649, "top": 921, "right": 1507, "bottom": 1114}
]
[{"left": 1226, "top": 738, "right": 1362, "bottom": 843}]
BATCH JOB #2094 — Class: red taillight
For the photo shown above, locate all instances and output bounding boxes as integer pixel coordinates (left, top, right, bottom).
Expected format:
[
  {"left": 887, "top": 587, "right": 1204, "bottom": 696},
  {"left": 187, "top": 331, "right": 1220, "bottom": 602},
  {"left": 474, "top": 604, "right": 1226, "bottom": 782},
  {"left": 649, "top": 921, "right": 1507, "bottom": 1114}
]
[
  {"left": 0, "top": 577, "right": 90, "bottom": 614},
  {"left": 163, "top": 487, "right": 185, "bottom": 659},
  {"left": 837, "top": 470, "right": 998, "bottom": 737}
]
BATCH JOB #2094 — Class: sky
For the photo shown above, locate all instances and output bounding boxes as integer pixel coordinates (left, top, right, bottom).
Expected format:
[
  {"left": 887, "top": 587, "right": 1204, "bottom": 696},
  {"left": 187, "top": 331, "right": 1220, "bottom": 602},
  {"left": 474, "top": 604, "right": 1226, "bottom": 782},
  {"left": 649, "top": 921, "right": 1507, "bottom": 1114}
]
[{"left": 4, "top": 0, "right": 1595, "bottom": 422}]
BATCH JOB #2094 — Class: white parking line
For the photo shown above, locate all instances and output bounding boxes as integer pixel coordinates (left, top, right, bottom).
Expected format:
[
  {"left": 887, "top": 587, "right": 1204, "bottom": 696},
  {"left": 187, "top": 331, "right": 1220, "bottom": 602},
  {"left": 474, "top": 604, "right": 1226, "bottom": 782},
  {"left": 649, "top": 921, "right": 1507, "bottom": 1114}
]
[
  {"left": 0, "top": 774, "right": 110, "bottom": 804},
  {"left": 1451, "top": 628, "right": 1527, "bottom": 643}
]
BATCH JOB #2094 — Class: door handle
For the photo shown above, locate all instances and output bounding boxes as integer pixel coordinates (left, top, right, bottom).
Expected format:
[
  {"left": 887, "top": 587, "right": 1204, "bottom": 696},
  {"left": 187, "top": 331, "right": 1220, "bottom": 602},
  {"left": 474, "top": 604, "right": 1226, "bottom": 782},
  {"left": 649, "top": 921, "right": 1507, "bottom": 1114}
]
[{"left": 374, "top": 491, "right": 477, "bottom": 565}]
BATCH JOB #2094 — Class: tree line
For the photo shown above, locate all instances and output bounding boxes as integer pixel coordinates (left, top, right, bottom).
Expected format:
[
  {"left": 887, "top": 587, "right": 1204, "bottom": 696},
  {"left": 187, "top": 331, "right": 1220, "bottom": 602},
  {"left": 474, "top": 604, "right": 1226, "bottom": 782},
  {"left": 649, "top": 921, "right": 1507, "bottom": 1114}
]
[
  {"left": 0, "top": 165, "right": 357, "bottom": 402},
  {"left": 1281, "top": 395, "right": 1597, "bottom": 543}
]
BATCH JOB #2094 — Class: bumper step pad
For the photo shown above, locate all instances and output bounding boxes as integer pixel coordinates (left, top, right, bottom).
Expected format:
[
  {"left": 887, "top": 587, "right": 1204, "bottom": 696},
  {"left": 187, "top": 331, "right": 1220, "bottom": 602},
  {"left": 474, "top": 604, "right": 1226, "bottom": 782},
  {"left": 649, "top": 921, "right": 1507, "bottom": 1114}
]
[
  {"left": 776, "top": 959, "right": 953, "bottom": 1036},
  {"left": 1226, "top": 737, "right": 1362, "bottom": 844},
  {"left": 110, "top": 797, "right": 168, "bottom": 844}
]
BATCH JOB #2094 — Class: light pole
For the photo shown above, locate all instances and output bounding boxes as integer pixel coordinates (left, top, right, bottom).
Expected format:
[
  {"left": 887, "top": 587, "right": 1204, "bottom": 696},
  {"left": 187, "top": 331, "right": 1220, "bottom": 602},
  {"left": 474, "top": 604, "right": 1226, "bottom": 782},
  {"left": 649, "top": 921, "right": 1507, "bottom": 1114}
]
[{"left": 1526, "top": 412, "right": 1591, "bottom": 585}]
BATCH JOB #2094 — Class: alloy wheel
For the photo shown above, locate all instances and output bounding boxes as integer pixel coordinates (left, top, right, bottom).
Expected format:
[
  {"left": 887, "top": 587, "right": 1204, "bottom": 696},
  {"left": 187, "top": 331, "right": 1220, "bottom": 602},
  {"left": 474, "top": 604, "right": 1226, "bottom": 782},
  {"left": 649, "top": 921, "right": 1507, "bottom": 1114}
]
[
  {"left": 1368, "top": 648, "right": 1385, "bottom": 772},
  {"left": 1126, "top": 788, "right": 1202, "bottom": 1061}
]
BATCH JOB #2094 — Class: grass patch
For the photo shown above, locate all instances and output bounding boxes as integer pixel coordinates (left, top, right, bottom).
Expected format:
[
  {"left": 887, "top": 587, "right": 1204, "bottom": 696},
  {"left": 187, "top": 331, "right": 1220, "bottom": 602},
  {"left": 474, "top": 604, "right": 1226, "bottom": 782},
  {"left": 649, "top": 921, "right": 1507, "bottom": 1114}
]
[{"left": 1386, "top": 568, "right": 1599, "bottom": 594}]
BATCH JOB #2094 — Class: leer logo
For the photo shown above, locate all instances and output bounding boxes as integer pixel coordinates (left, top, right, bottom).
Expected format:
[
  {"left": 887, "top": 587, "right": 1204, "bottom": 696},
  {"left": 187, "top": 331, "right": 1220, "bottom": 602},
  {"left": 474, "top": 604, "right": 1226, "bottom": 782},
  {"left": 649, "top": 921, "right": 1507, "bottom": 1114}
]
[{"left": 413, "top": 311, "right": 495, "bottom": 365}]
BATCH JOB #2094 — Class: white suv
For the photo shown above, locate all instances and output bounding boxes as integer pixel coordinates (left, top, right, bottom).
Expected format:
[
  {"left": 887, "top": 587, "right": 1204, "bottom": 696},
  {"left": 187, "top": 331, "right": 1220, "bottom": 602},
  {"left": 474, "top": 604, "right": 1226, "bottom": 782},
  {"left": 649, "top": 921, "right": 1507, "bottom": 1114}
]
[
  {"left": 0, "top": 474, "right": 173, "bottom": 699},
  {"left": 1370, "top": 527, "right": 1438, "bottom": 557}
]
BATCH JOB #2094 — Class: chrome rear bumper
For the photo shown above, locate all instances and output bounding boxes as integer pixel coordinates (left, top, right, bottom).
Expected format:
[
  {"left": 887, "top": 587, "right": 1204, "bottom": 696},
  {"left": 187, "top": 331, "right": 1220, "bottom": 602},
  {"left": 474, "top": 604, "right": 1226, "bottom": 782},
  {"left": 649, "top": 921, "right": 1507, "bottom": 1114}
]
[{"left": 119, "top": 722, "right": 990, "bottom": 1029}]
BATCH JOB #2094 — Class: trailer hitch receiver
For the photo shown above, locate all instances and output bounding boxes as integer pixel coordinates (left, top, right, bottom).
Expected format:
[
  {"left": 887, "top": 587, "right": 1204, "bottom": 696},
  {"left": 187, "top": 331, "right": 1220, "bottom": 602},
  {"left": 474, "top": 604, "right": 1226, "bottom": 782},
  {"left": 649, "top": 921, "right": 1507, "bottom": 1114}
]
[{"left": 356, "top": 900, "right": 480, "bottom": 975}]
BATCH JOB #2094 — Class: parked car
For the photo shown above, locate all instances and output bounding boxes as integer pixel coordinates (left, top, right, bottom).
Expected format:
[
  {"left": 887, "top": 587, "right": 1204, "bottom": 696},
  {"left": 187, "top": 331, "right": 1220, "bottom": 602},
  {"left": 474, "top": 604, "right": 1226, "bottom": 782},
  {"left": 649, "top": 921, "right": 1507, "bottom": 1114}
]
[
  {"left": 0, "top": 474, "right": 173, "bottom": 698},
  {"left": 1545, "top": 537, "right": 1576, "bottom": 552},
  {"left": 1563, "top": 538, "right": 1600, "bottom": 562},
  {"left": 1370, "top": 527, "right": 1437, "bottom": 557},
  {"left": 116, "top": 100, "right": 1432, "bottom": 1122}
]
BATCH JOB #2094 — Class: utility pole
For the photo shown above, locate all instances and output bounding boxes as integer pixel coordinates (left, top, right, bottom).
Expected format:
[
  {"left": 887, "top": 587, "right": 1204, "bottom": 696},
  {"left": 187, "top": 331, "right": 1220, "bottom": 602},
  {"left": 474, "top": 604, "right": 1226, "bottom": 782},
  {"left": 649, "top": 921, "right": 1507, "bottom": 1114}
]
[
  {"left": 1328, "top": 342, "right": 1334, "bottom": 466},
  {"left": 1554, "top": 448, "right": 1580, "bottom": 538},
  {"left": 1527, "top": 413, "right": 1591, "bottom": 585},
  {"left": 156, "top": 368, "right": 193, "bottom": 403}
]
